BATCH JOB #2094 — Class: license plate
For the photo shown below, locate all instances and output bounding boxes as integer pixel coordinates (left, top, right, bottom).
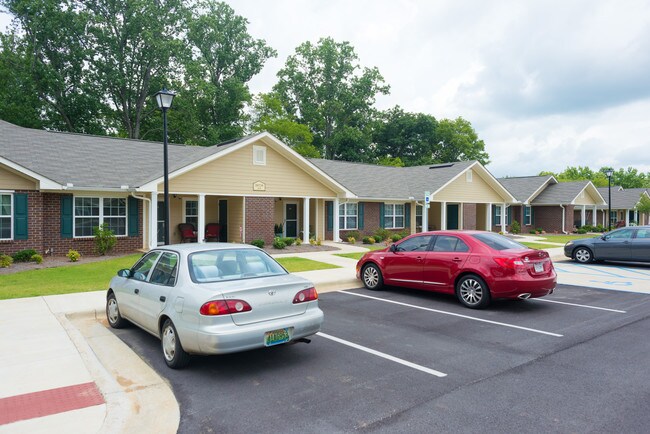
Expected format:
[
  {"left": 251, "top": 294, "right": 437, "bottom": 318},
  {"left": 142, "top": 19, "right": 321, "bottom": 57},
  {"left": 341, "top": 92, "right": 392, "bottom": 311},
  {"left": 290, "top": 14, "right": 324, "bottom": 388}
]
[
  {"left": 264, "top": 328, "right": 291, "bottom": 346},
  {"left": 534, "top": 262, "right": 544, "bottom": 273}
]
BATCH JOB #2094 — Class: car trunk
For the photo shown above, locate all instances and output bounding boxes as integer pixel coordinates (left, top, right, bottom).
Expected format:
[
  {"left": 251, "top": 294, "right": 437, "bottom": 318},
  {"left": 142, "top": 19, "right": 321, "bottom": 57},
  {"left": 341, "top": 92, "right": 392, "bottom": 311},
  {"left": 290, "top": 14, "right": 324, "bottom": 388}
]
[{"left": 520, "top": 250, "right": 554, "bottom": 277}]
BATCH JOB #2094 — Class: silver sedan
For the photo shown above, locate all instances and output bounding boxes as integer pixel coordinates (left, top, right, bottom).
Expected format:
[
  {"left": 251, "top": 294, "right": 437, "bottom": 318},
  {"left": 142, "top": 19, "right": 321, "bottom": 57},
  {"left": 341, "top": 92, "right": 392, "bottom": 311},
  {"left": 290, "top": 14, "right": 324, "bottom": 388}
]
[{"left": 106, "top": 243, "right": 324, "bottom": 369}]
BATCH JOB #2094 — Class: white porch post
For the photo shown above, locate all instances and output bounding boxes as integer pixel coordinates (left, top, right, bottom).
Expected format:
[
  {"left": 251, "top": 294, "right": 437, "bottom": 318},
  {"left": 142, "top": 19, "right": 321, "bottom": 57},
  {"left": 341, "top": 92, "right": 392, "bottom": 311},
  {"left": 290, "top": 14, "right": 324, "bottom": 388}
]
[
  {"left": 422, "top": 204, "right": 428, "bottom": 233},
  {"left": 593, "top": 205, "right": 597, "bottom": 226},
  {"left": 198, "top": 194, "right": 205, "bottom": 242},
  {"left": 634, "top": 209, "right": 638, "bottom": 225},
  {"left": 459, "top": 203, "right": 464, "bottom": 229},
  {"left": 486, "top": 203, "right": 492, "bottom": 231},
  {"left": 333, "top": 197, "right": 340, "bottom": 242},
  {"left": 441, "top": 201, "right": 447, "bottom": 230},
  {"left": 581, "top": 205, "right": 586, "bottom": 227},
  {"left": 150, "top": 192, "right": 158, "bottom": 249},
  {"left": 501, "top": 203, "right": 507, "bottom": 233},
  {"left": 625, "top": 209, "right": 630, "bottom": 226},
  {"left": 303, "top": 197, "right": 310, "bottom": 244}
]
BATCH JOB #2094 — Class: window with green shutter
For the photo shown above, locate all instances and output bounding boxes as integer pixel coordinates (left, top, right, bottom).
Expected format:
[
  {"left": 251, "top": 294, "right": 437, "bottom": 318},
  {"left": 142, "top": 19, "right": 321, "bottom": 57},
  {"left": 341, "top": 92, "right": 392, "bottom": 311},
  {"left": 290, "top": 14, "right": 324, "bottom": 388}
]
[
  {"left": 326, "top": 201, "right": 333, "bottom": 231},
  {"left": 13, "top": 193, "right": 28, "bottom": 240},
  {"left": 0, "top": 193, "right": 13, "bottom": 240}
]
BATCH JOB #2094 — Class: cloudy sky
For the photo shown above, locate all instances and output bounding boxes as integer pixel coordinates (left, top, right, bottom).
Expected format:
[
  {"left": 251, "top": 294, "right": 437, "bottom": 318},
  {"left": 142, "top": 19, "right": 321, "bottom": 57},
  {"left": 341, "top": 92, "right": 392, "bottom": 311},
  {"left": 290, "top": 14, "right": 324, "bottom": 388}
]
[{"left": 3, "top": 1, "right": 650, "bottom": 177}]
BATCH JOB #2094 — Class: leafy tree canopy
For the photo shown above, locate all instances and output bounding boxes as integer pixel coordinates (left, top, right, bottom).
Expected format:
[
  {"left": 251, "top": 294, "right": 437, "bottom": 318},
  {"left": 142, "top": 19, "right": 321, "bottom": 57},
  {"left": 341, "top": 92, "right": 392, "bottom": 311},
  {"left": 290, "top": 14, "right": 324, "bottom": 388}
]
[
  {"left": 636, "top": 195, "right": 650, "bottom": 213},
  {"left": 539, "top": 166, "right": 650, "bottom": 189},
  {"left": 435, "top": 117, "right": 490, "bottom": 165}
]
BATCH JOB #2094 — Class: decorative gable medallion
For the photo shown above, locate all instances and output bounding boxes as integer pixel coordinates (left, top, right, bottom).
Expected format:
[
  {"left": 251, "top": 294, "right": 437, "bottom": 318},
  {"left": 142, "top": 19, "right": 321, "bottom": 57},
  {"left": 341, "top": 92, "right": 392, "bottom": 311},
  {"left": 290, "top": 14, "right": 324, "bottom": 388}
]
[{"left": 253, "top": 181, "right": 266, "bottom": 191}]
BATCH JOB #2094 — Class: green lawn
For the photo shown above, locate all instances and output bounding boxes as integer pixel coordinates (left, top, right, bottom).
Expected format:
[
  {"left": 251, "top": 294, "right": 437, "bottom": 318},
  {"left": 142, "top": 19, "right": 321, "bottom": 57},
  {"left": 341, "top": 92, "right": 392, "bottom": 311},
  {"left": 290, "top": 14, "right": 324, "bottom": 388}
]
[
  {"left": 535, "top": 234, "right": 598, "bottom": 244},
  {"left": 274, "top": 257, "right": 341, "bottom": 272},
  {"left": 0, "top": 254, "right": 142, "bottom": 300},
  {"left": 519, "top": 242, "right": 564, "bottom": 249},
  {"left": 334, "top": 244, "right": 387, "bottom": 261}
]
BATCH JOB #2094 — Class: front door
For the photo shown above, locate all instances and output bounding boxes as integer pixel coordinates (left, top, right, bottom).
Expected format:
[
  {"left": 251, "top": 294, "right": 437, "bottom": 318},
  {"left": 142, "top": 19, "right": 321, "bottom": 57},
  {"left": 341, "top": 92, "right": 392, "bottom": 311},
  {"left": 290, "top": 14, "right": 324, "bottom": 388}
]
[
  {"left": 285, "top": 203, "right": 298, "bottom": 238},
  {"left": 447, "top": 204, "right": 459, "bottom": 230},
  {"left": 219, "top": 199, "right": 228, "bottom": 242}
]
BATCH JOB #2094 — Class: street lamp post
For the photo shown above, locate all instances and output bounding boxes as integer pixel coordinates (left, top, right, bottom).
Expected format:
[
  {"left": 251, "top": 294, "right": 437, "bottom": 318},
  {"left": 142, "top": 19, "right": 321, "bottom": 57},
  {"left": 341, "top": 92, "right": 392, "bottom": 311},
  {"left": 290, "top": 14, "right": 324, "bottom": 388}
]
[
  {"left": 605, "top": 168, "right": 613, "bottom": 232},
  {"left": 154, "top": 88, "right": 176, "bottom": 245}
]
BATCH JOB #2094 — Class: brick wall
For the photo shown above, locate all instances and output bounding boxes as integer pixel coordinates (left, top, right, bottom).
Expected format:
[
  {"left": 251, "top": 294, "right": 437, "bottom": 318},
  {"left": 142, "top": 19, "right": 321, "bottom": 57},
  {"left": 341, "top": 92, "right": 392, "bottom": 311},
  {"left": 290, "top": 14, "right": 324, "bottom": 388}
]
[
  {"left": 245, "top": 196, "right": 275, "bottom": 244},
  {"left": 532, "top": 205, "right": 574, "bottom": 233},
  {"left": 462, "top": 203, "right": 477, "bottom": 230},
  {"left": 0, "top": 190, "right": 44, "bottom": 256},
  {"left": 328, "top": 202, "right": 404, "bottom": 241}
]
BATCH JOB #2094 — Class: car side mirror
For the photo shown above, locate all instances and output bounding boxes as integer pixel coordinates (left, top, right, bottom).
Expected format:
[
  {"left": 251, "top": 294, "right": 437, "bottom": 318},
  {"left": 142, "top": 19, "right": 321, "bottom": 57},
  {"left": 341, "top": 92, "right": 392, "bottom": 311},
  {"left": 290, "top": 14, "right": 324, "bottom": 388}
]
[
  {"left": 117, "top": 269, "right": 131, "bottom": 278},
  {"left": 389, "top": 244, "right": 397, "bottom": 253}
]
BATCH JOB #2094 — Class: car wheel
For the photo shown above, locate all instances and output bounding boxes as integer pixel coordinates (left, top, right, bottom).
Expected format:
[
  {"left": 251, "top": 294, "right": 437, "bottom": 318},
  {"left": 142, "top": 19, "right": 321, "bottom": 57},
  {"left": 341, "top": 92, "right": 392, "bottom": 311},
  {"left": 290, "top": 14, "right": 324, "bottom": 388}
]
[
  {"left": 362, "top": 263, "right": 384, "bottom": 290},
  {"left": 456, "top": 274, "right": 491, "bottom": 309},
  {"left": 106, "top": 292, "right": 126, "bottom": 329},
  {"left": 161, "top": 319, "right": 190, "bottom": 369},
  {"left": 573, "top": 247, "right": 593, "bottom": 263}
]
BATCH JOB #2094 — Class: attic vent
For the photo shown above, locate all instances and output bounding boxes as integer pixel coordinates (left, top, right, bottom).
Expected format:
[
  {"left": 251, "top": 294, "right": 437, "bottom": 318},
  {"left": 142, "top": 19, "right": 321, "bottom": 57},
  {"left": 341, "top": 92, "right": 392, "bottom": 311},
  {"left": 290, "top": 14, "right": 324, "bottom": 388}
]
[
  {"left": 253, "top": 145, "right": 266, "bottom": 166},
  {"left": 429, "top": 164, "right": 454, "bottom": 169},
  {"left": 466, "top": 170, "right": 473, "bottom": 182}
]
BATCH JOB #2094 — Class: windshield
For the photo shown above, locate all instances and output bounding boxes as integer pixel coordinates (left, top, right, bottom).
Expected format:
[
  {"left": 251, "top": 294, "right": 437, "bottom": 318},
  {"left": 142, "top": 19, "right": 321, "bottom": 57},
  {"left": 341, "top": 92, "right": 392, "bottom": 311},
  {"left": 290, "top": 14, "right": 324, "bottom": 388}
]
[
  {"left": 472, "top": 233, "right": 528, "bottom": 251},
  {"left": 189, "top": 249, "right": 287, "bottom": 283}
]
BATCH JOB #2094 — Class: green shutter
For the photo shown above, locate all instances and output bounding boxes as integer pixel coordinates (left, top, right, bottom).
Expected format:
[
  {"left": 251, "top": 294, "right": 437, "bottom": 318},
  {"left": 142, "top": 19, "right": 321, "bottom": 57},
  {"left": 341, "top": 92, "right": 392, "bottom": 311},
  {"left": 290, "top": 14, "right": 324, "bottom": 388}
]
[
  {"left": 379, "top": 203, "right": 385, "bottom": 229},
  {"left": 13, "top": 193, "right": 28, "bottom": 240},
  {"left": 492, "top": 205, "right": 497, "bottom": 225},
  {"left": 404, "top": 203, "right": 411, "bottom": 231},
  {"left": 326, "top": 201, "right": 333, "bottom": 231},
  {"left": 61, "top": 195, "right": 73, "bottom": 238},
  {"left": 507, "top": 207, "right": 512, "bottom": 225},
  {"left": 358, "top": 202, "right": 364, "bottom": 230},
  {"left": 128, "top": 196, "right": 139, "bottom": 236}
]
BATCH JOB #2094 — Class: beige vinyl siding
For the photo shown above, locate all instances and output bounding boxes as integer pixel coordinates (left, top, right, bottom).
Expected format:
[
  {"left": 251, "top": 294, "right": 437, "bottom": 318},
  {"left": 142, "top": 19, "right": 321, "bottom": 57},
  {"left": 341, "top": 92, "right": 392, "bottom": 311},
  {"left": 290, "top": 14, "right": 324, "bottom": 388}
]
[
  {"left": 229, "top": 197, "right": 244, "bottom": 242},
  {"left": 165, "top": 143, "right": 336, "bottom": 198},
  {"left": 573, "top": 189, "right": 600, "bottom": 205},
  {"left": 0, "top": 165, "right": 37, "bottom": 190},
  {"left": 432, "top": 171, "right": 505, "bottom": 203}
]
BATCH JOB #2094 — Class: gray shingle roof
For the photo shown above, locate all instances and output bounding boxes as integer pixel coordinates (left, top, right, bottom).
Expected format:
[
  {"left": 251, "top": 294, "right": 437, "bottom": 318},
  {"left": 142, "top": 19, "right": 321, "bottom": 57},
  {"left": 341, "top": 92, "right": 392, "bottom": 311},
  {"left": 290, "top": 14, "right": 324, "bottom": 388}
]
[
  {"left": 309, "top": 159, "right": 476, "bottom": 199},
  {"left": 596, "top": 187, "right": 649, "bottom": 209},
  {"left": 0, "top": 120, "right": 250, "bottom": 189},
  {"left": 497, "top": 175, "right": 556, "bottom": 203},
  {"left": 531, "top": 181, "right": 592, "bottom": 204}
]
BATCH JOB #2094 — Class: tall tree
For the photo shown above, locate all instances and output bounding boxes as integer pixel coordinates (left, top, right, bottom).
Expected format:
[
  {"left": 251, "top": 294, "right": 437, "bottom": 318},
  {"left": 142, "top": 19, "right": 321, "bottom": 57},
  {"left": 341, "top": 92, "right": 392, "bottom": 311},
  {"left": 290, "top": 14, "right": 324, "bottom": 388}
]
[
  {"left": 373, "top": 106, "right": 439, "bottom": 166},
  {"left": 274, "top": 37, "right": 390, "bottom": 160},
  {"left": 182, "top": 0, "right": 276, "bottom": 145},
  {"left": 435, "top": 117, "right": 490, "bottom": 165}
]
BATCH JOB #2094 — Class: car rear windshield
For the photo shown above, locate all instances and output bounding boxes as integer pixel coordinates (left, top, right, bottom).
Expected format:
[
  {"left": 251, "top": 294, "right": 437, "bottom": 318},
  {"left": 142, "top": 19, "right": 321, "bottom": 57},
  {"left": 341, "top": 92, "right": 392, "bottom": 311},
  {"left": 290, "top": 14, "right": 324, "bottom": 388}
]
[
  {"left": 189, "top": 249, "right": 287, "bottom": 283},
  {"left": 472, "top": 233, "right": 528, "bottom": 251}
]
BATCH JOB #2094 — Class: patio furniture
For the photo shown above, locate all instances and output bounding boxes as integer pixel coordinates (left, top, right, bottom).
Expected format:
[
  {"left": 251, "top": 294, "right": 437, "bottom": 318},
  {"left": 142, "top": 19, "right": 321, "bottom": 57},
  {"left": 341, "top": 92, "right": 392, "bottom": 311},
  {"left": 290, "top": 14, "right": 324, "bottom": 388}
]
[
  {"left": 205, "top": 223, "right": 221, "bottom": 242},
  {"left": 178, "top": 223, "right": 197, "bottom": 243}
]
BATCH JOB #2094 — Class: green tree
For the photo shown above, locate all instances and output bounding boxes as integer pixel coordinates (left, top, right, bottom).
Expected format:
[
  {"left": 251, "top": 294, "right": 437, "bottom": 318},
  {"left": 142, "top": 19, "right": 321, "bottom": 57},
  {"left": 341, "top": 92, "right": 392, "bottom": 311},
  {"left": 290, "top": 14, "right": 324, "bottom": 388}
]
[
  {"left": 249, "top": 93, "right": 319, "bottom": 157},
  {"left": 273, "top": 37, "right": 390, "bottom": 160},
  {"left": 435, "top": 117, "right": 490, "bottom": 165},
  {"left": 373, "top": 106, "right": 438, "bottom": 166},
  {"left": 603, "top": 167, "right": 649, "bottom": 189},
  {"left": 182, "top": 0, "right": 276, "bottom": 145},
  {"left": 376, "top": 156, "right": 405, "bottom": 167},
  {"left": 636, "top": 195, "right": 650, "bottom": 213}
]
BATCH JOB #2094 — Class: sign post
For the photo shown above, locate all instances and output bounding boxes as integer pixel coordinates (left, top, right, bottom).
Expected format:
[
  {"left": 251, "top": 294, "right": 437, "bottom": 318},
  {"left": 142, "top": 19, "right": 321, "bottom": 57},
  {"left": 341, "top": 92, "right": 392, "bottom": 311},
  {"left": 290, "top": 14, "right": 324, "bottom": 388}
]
[{"left": 422, "top": 191, "right": 430, "bottom": 232}]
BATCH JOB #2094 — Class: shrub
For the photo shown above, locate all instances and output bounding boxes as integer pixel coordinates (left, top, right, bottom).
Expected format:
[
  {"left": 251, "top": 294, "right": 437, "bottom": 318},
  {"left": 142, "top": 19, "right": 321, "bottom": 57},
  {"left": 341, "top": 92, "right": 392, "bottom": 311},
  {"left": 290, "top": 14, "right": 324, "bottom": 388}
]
[
  {"left": 295, "top": 237, "right": 302, "bottom": 246},
  {"left": 535, "top": 227, "right": 544, "bottom": 233},
  {"left": 595, "top": 224, "right": 606, "bottom": 232},
  {"left": 577, "top": 228, "right": 587, "bottom": 234},
  {"left": 347, "top": 236, "right": 356, "bottom": 244},
  {"left": 373, "top": 234, "right": 383, "bottom": 242},
  {"left": 94, "top": 223, "right": 116, "bottom": 255},
  {"left": 399, "top": 229, "right": 411, "bottom": 239},
  {"left": 529, "top": 230, "right": 537, "bottom": 234},
  {"left": 316, "top": 237, "right": 322, "bottom": 246},
  {"left": 31, "top": 254, "right": 43, "bottom": 264},
  {"left": 309, "top": 238, "right": 316, "bottom": 245},
  {"left": 391, "top": 234, "right": 402, "bottom": 242},
  {"left": 581, "top": 224, "right": 593, "bottom": 232},
  {"left": 0, "top": 254, "right": 13, "bottom": 268},
  {"left": 374, "top": 228, "right": 391, "bottom": 242},
  {"left": 274, "top": 224, "right": 283, "bottom": 235},
  {"left": 12, "top": 249, "right": 37, "bottom": 263},
  {"left": 281, "top": 237, "right": 295, "bottom": 246},
  {"left": 251, "top": 239, "right": 265, "bottom": 248},
  {"left": 510, "top": 220, "right": 521, "bottom": 234},
  {"left": 346, "top": 230, "right": 360, "bottom": 241},
  {"left": 67, "top": 249, "right": 81, "bottom": 262},
  {"left": 362, "top": 236, "right": 376, "bottom": 244},
  {"left": 273, "top": 237, "right": 286, "bottom": 249}
]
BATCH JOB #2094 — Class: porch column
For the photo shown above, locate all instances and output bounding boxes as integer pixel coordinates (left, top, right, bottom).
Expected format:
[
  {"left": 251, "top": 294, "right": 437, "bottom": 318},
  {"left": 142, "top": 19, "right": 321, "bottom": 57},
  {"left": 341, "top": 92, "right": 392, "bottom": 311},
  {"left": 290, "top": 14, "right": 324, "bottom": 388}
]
[
  {"left": 634, "top": 209, "right": 638, "bottom": 225},
  {"left": 501, "top": 203, "right": 507, "bottom": 233},
  {"left": 422, "top": 203, "right": 428, "bottom": 233},
  {"left": 486, "top": 203, "right": 492, "bottom": 231},
  {"left": 333, "top": 197, "right": 340, "bottom": 242},
  {"left": 441, "top": 201, "right": 447, "bottom": 230},
  {"left": 150, "top": 192, "right": 158, "bottom": 249},
  {"left": 593, "top": 205, "right": 597, "bottom": 226},
  {"left": 198, "top": 194, "right": 206, "bottom": 242},
  {"left": 581, "top": 205, "right": 586, "bottom": 227},
  {"left": 459, "top": 203, "right": 464, "bottom": 230},
  {"left": 302, "top": 197, "right": 310, "bottom": 244}
]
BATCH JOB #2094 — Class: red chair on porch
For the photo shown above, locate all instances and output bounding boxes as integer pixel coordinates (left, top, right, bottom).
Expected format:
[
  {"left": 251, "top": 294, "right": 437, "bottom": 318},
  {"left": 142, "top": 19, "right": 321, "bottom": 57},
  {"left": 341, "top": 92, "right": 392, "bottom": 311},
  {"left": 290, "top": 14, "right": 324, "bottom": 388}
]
[
  {"left": 178, "top": 223, "right": 197, "bottom": 243},
  {"left": 205, "top": 223, "right": 221, "bottom": 242}
]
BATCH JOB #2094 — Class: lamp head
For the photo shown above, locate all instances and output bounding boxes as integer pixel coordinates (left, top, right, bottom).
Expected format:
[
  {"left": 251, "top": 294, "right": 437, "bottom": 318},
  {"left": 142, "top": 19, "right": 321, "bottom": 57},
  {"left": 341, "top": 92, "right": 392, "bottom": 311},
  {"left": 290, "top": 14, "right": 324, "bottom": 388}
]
[
  {"left": 605, "top": 168, "right": 613, "bottom": 178},
  {"left": 154, "top": 88, "right": 176, "bottom": 110}
]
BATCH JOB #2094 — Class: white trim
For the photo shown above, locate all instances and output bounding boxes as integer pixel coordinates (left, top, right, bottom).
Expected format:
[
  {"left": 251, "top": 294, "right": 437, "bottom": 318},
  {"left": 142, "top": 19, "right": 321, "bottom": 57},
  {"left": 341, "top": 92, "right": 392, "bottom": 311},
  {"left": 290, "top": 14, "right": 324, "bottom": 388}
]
[
  {"left": 252, "top": 145, "right": 267, "bottom": 166},
  {"left": 524, "top": 176, "right": 558, "bottom": 204},
  {"left": 182, "top": 197, "right": 199, "bottom": 228},
  {"left": 383, "top": 203, "right": 405, "bottom": 229},
  {"left": 0, "top": 156, "right": 62, "bottom": 190},
  {"left": 73, "top": 196, "right": 129, "bottom": 238},
  {"left": 333, "top": 197, "right": 340, "bottom": 242},
  {"left": 198, "top": 194, "right": 206, "bottom": 242},
  {"left": 338, "top": 202, "right": 359, "bottom": 230},
  {"left": 0, "top": 192, "right": 14, "bottom": 241},
  {"left": 430, "top": 162, "right": 517, "bottom": 203},
  {"left": 302, "top": 197, "right": 310, "bottom": 245}
]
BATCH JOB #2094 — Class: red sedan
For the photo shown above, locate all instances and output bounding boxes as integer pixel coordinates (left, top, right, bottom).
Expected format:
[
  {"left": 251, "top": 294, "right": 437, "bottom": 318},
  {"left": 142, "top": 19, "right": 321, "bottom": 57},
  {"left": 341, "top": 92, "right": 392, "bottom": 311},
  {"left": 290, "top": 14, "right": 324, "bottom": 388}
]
[{"left": 356, "top": 231, "right": 556, "bottom": 309}]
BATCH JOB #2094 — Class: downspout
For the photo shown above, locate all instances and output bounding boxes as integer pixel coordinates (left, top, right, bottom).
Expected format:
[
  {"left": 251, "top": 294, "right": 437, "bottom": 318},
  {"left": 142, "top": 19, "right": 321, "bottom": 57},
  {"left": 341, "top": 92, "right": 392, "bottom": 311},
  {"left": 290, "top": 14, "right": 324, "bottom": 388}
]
[
  {"left": 559, "top": 204, "right": 568, "bottom": 234},
  {"left": 130, "top": 193, "right": 152, "bottom": 249}
]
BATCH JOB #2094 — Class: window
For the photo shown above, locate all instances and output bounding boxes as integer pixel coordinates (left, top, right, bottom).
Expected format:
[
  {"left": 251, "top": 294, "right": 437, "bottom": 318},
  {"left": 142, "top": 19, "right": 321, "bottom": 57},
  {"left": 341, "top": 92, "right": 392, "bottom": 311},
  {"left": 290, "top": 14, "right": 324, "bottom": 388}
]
[
  {"left": 524, "top": 206, "right": 532, "bottom": 226},
  {"left": 149, "top": 252, "right": 178, "bottom": 286},
  {"left": 384, "top": 204, "right": 404, "bottom": 229},
  {"left": 416, "top": 205, "right": 423, "bottom": 229},
  {"left": 609, "top": 211, "right": 617, "bottom": 225},
  {"left": 472, "top": 233, "right": 526, "bottom": 250},
  {"left": 253, "top": 145, "right": 266, "bottom": 165},
  {"left": 0, "top": 193, "right": 11, "bottom": 240},
  {"left": 635, "top": 229, "right": 650, "bottom": 239},
  {"left": 395, "top": 235, "right": 432, "bottom": 252},
  {"left": 189, "top": 249, "right": 286, "bottom": 283},
  {"left": 432, "top": 235, "right": 469, "bottom": 252},
  {"left": 606, "top": 229, "right": 633, "bottom": 240},
  {"left": 131, "top": 251, "right": 161, "bottom": 281},
  {"left": 494, "top": 205, "right": 502, "bottom": 225},
  {"left": 74, "top": 197, "right": 127, "bottom": 237},
  {"left": 185, "top": 200, "right": 198, "bottom": 228},
  {"left": 339, "top": 203, "right": 358, "bottom": 230}
]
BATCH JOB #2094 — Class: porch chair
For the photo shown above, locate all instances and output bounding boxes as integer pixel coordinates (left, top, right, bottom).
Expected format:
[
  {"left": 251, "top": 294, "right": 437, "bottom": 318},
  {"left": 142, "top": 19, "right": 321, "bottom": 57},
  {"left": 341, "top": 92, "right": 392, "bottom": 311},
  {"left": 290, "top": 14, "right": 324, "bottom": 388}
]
[
  {"left": 205, "top": 223, "right": 221, "bottom": 242},
  {"left": 178, "top": 223, "right": 198, "bottom": 243}
]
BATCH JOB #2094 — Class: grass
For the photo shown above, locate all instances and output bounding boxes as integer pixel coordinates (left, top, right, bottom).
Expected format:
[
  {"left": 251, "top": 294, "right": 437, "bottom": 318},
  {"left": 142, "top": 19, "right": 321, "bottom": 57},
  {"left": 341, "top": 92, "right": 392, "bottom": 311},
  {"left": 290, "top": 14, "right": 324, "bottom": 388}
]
[
  {"left": 274, "top": 257, "right": 341, "bottom": 272},
  {"left": 334, "top": 243, "right": 388, "bottom": 261},
  {"left": 535, "top": 234, "right": 597, "bottom": 244},
  {"left": 0, "top": 254, "right": 142, "bottom": 300},
  {"left": 519, "top": 242, "right": 564, "bottom": 249}
]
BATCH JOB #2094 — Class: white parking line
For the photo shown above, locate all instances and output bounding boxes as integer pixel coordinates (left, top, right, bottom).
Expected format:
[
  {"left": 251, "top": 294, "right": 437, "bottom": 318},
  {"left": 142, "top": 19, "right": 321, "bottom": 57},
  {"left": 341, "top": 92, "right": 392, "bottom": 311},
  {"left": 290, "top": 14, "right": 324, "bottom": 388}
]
[
  {"left": 531, "top": 298, "right": 627, "bottom": 313},
  {"left": 339, "top": 291, "right": 563, "bottom": 338},
  {"left": 316, "top": 332, "right": 447, "bottom": 378}
]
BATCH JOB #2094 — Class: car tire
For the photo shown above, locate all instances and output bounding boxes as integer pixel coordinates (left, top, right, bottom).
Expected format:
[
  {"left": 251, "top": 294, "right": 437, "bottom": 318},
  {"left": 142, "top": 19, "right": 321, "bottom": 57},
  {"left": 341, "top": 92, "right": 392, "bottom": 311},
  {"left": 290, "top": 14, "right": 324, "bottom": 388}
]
[
  {"left": 362, "top": 263, "right": 384, "bottom": 290},
  {"left": 106, "top": 292, "right": 126, "bottom": 329},
  {"left": 573, "top": 247, "right": 593, "bottom": 263},
  {"left": 161, "top": 319, "right": 191, "bottom": 369},
  {"left": 456, "top": 274, "right": 491, "bottom": 309}
]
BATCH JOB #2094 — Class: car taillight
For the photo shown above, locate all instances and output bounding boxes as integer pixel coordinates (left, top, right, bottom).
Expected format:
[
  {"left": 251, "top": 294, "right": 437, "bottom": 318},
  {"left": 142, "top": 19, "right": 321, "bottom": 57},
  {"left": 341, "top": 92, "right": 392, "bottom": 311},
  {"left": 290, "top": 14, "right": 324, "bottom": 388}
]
[
  {"left": 493, "top": 257, "right": 526, "bottom": 273},
  {"left": 293, "top": 287, "right": 318, "bottom": 304},
  {"left": 200, "top": 299, "right": 252, "bottom": 316}
]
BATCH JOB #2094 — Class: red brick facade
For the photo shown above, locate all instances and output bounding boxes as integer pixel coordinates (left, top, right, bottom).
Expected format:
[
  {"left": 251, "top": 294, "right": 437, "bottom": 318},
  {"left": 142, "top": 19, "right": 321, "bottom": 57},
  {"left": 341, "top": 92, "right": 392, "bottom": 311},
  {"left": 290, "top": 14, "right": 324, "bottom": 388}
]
[
  {"left": 462, "top": 203, "right": 477, "bottom": 230},
  {"left": 531, "top": 205, "right": 574, "bottom": 233},
  {"left": 244, "top": 196, "right": 275, "bottom": 245},
  {"left": 0, "top": 191, "right": 143, "bottom": 257}
]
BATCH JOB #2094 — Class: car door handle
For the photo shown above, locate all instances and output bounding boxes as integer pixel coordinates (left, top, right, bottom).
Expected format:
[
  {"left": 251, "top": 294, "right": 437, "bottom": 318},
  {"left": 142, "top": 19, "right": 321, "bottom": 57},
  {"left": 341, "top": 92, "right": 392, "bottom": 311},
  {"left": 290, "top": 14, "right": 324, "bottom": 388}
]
[
  {"left": 452, "top": 257, "right": 462, "bottom": 262},
  {"left": 416, "top": 256, "right": 424, "bottom": 262},
  {"left": 134, "top": 288, "right": 139, "bottom": 294},
  {"left": 159, "top": 296, "right": 166, "bottom": 302}
]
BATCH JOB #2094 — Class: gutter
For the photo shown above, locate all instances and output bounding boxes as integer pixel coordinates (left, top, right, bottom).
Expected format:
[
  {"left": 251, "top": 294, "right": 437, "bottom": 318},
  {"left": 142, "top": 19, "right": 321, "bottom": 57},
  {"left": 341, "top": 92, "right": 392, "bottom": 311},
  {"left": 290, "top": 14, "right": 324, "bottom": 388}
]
[{"left": 559, "top": 204, "right": 568, "bottom": 234}]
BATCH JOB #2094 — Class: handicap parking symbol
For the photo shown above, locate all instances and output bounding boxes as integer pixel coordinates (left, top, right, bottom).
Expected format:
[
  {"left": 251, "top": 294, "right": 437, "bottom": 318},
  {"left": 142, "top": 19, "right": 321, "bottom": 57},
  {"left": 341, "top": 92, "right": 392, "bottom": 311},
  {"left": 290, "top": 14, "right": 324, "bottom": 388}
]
[{"left": 590, "top": 280, "right": 632, "bottom": 286}]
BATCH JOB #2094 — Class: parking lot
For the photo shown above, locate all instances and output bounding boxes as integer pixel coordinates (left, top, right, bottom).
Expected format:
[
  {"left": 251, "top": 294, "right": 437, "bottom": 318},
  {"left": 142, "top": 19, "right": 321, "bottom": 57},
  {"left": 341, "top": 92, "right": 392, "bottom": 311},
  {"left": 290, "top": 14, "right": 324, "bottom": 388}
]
[
  {"left": 111, "top": 283, "right": 650, "bottom": 433},
  {"left": 554, "top": 258, "right": 650, "bottom": 293}
]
